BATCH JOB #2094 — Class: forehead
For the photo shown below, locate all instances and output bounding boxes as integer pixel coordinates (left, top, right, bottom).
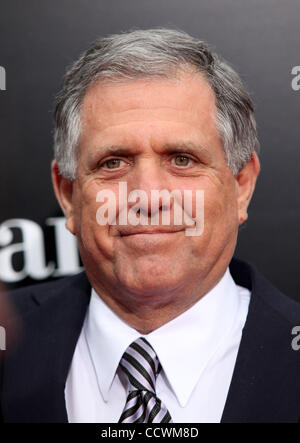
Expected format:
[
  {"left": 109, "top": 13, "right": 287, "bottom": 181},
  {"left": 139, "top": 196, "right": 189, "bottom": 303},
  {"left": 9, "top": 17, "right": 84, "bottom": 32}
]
[{"left": 79, "top": 70, "right": 219, "bottom": 148}]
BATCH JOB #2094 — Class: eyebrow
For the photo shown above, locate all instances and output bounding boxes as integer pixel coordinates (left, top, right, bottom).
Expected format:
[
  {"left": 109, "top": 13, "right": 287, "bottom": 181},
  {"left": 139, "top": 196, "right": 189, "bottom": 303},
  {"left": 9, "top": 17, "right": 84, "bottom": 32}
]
[
  {"left": 94, "top": 142, "right": 211, "bottom": 157},
  {"left": 97, "top": 145, "right": 134, "bottom": 156},
  {"left": 162, "top": 142, "right": 211, "bottom": 156}
]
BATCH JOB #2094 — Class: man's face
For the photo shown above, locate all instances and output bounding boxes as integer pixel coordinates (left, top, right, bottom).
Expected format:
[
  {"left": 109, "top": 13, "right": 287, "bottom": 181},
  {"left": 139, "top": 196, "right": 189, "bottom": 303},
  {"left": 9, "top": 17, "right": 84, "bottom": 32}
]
[{"left": 57, "top": 70, "right": 257, "bottom": 300}]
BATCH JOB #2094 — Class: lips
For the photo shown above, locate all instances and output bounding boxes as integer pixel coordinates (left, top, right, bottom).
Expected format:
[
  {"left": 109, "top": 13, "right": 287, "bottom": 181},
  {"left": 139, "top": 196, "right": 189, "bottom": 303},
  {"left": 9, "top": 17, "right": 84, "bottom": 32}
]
[{"left": 119, "top": 226, "right": 184, "bottom": 236}]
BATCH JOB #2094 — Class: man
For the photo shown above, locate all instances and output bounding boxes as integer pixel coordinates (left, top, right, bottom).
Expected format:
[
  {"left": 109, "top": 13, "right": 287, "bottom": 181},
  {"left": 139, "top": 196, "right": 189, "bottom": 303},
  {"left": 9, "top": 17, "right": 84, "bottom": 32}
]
[{"left": 1, "top": 28, "right": 300, "bottom": 423}]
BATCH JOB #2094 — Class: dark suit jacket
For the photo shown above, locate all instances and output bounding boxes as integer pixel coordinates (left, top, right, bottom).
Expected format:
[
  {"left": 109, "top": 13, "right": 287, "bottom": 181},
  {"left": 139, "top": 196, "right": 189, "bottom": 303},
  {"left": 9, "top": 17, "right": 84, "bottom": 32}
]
[{"left": 1, "top": 258, "right": 300, "bottom": 423}]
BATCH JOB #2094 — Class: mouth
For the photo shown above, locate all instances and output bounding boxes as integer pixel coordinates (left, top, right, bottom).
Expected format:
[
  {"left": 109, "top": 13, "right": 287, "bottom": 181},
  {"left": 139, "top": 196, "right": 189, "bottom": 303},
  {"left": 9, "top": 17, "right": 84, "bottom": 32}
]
[{"left": 119, "top": 227, "right": 185, "bottom": 237}]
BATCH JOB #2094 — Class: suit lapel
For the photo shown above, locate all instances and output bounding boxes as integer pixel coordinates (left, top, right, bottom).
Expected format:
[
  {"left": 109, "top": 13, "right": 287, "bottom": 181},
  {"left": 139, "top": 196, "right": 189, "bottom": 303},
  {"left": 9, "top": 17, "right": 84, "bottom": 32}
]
[
  {"left": 2, "top": 272, "right": 91, "bottom": 423},
  {"left": 221, "top": 259, "right": 299, "bottom": 423}
]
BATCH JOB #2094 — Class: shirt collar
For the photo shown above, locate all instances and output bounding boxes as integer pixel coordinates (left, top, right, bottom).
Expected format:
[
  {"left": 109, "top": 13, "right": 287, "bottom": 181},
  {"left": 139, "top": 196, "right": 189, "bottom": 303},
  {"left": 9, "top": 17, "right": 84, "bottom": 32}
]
[{"left": 84, "top": 268, "right": 241, "bottom": 407}]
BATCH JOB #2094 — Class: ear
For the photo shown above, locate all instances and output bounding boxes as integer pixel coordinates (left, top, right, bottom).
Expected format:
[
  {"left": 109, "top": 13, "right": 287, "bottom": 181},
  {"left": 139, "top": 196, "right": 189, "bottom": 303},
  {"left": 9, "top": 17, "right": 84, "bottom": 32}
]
[
  {"left": 51, "top": 160, "right": 76, "bottom": 235},
  {"left": 236, "top": 152, "right": 260, "bottom": 225}
]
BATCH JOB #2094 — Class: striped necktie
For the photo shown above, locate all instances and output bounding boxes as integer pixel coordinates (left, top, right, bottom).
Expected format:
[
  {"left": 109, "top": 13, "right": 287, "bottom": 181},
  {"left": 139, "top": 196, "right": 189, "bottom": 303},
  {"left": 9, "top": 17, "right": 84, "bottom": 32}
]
[{"left": 118, "top": 337, "right": 173, "bottom": 423}]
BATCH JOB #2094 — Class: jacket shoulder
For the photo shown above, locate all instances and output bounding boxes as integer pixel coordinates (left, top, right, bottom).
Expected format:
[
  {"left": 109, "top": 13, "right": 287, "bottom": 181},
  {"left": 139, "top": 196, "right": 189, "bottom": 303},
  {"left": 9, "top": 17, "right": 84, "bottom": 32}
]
[
  {"left": 5, "top": 272, "right": 90, "bottom": 317},
  {"left": 230, "top": 257, "right": 300, "bottom": 325}
]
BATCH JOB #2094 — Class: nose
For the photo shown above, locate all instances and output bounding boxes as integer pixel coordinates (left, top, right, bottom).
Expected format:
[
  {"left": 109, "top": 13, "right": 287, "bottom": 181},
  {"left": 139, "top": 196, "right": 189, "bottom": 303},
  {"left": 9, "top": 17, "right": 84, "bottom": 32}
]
[{"left": 126, "top": 158, "right": 174, "bottom": 220}]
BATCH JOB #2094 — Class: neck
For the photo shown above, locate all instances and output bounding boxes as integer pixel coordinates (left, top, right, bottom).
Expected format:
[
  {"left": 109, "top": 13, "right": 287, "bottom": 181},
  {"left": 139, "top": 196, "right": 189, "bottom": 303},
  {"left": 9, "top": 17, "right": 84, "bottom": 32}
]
[{"left": 86, "top": 269, "right": 226, "bottom": 334}]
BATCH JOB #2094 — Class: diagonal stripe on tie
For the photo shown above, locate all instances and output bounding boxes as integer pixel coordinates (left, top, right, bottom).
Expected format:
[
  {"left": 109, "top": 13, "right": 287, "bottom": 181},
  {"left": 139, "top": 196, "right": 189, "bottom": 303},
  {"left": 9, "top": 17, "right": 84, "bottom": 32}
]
[
  {"left": 130, "top": 341, "right": 157, "bottom": 375},
  {"left": 120, "top": 356, "right": 154, "bottom": 392},
  {"left": 122, "top": 351, "right": 155, "bottom": 391},
  {"left": 119, "top": 391, "right": 142, "bottom": 422},
  {"left": 118, "top": 337, "right": 173, "bottom": 423}
]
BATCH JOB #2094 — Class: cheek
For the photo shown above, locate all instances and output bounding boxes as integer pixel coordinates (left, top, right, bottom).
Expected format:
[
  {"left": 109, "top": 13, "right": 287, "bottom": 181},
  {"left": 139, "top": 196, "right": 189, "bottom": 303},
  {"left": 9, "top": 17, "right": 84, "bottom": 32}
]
[
  {"left": 75, "top": 179, "right": 117, "bottom": 220},
  {"left": 72, "top": 187, "right": 97, "bottom": 233},
  {"left": 72, "top": 180, "right": 124, "bottom": 261},
  {"left": 170, "top": 177, "right": 237, "bottom": 232},
  {"left": 73, "top": 181, "right": 110, "bottom": 242},
  {"left": 198, "top": 178, "right": 239, "bottom": 235}
]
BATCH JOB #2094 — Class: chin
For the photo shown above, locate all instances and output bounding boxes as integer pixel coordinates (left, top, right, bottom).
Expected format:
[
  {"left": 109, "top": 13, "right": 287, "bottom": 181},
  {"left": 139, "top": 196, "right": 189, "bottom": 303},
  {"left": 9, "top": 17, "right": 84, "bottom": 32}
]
[{"left": 116, "top": 259, "right": 185, "bottom": 296}]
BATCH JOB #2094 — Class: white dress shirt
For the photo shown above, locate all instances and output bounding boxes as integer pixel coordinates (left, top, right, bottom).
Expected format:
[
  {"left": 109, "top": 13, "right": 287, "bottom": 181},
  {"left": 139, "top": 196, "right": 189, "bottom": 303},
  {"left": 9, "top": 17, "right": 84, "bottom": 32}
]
[{"left": 65, "top": 268, "right": 251, "bottom": 423}]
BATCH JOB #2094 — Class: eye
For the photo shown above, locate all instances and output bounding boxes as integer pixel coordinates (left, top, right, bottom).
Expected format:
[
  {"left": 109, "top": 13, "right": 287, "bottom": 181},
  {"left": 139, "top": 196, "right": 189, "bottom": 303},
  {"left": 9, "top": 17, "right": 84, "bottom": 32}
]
[
  {"left": 102, "top": 158, "right": 124, "bottom": 169},
  {"left": 172, "top": 155, "right": 191, "bottom": 167}
]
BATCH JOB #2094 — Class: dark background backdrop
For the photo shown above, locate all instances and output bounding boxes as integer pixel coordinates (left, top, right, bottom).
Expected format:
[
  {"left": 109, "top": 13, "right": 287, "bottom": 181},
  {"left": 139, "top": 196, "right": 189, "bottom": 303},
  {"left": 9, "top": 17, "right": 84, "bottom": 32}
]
[{"left": 0, "top": 0, "right": 299, "bottom": 300}]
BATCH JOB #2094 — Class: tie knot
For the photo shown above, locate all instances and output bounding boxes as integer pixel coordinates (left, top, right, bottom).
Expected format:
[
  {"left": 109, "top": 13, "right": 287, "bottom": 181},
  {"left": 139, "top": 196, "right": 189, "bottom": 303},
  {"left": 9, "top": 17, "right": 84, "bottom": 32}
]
[{"left": 119, "top": 337, "right": 161, "bottom": 393}]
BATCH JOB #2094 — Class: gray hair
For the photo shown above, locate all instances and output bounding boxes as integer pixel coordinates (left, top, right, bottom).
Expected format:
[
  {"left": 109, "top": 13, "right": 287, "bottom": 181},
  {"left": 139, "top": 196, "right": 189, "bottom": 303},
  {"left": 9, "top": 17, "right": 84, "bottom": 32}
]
[{"left": 54, "top": 28, "right": 259, "bottom": 180}]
